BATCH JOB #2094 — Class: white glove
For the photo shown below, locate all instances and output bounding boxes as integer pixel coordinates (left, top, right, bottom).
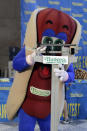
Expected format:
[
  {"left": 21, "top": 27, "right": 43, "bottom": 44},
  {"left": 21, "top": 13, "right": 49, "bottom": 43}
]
[
  {"left": 26, "top": 46, "right": 46, "bottom": 66},
  {"left": 54, "top": 66, "right": 69, "bottom": 82}
]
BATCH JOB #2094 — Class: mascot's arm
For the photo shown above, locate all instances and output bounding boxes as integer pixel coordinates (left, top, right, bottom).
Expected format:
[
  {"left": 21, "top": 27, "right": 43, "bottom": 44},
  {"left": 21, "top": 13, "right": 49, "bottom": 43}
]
[
  {"left": 65, "top": 63, "right": 75, "bottom": 83},
  {"left": 13, "top": 46, "right": 46, "bottom": 72},
  {"left": 13, "top": 47, "right": 29, "bottom": 72}
]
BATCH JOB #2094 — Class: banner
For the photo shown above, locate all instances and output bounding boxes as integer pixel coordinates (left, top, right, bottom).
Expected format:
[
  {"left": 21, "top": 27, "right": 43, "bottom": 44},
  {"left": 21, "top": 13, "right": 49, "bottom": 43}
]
[
  {"left": 0, "top": 79, "right": 87, "bottom": 121},
  {"left": 1, "top": 78, "right": 87, "bottom": 121},
  {"left": 66, "top": 80, "right": 87, "bottom": 119},
  {"left": 21, "top": 0, "right": 87, "bottom": 70},
  {"left": 0, "top": 78, "right": 18, "bottom": 122}
]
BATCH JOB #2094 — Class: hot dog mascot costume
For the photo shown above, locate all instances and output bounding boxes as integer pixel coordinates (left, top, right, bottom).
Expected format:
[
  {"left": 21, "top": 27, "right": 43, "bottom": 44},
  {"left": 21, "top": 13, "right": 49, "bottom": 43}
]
[{"left": 7, "top": 8, "right": 81, "bottom": 131}]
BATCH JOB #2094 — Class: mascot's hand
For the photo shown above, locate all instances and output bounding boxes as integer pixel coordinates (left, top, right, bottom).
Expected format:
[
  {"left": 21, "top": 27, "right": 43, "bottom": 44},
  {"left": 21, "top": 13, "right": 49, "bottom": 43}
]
[
  {"left": 54, "top": 65, "right": 69, "bottom": 82},
  {"left": 26, "top": 46, "right": 46, "bottom": 66}
]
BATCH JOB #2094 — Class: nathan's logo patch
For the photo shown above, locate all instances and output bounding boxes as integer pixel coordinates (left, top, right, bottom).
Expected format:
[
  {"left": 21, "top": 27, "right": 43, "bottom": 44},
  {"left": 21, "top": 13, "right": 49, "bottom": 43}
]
[
  {"left": 30, "top": 86, "right": 50, "bottom": 97},
  {"left": 43, "top": 56, "right": 68, "bottom": 64}
]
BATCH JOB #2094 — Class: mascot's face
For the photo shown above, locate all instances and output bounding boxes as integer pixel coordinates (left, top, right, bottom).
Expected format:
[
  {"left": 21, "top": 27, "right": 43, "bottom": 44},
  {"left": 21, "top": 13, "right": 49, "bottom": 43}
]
[{"left": 37, "top": 8, "right": 77, "bottom": 52}]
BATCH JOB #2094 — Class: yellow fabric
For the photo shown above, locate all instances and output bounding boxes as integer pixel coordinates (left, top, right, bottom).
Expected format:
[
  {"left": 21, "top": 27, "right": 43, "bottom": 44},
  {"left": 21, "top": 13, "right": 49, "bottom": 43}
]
[
  {"left": 6, "top": 70, "right": 33, "bottom": 120},
  {"left": 6, "top": 9, "right": 41, "bottom": 120},
  {"left": 71, "top": 18, "right": 82, "bottom": 45}
]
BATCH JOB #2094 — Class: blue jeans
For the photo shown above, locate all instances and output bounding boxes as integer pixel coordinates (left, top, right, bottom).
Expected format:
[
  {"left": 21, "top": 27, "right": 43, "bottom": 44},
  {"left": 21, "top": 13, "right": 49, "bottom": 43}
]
[{"left": 18, "top": 108, "right": 50, "bottom": 131}]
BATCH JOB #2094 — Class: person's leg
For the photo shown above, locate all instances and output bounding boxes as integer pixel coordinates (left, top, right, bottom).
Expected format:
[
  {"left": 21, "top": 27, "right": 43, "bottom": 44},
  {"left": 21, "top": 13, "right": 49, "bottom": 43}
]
[
  {"left": 18, "top": 108, "right": 36, "bottom": 131},
  {"left": 62, "top": 100, "right": 71, "bottom": 124},
  {"left": 63, "top": 100, "right": 68, "bottom": 120},
  {"left": 37, "top": 114, "right": 50, "bottom": 131}
]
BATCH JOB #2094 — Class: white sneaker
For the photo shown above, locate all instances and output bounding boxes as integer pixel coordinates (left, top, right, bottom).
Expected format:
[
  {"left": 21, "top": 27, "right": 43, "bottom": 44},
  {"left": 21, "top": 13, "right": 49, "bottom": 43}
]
[{"left": 61, "top": 118, "right": 72, "bottom": 124}]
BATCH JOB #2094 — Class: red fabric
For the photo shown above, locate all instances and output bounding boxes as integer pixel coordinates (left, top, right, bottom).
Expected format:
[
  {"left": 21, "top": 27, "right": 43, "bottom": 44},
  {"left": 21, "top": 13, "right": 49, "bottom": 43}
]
[
  {"left": 22, "top": 63, "right": 51, "bottom": 119},
  {"left": 37, "top": 8, "right": 77, "bottom": 44},
  {"left": 22, "top": 99, "right": 50, "bottom": 119},
  {"left": 42, "top": 67, "right": 50, "bottom": 76}
]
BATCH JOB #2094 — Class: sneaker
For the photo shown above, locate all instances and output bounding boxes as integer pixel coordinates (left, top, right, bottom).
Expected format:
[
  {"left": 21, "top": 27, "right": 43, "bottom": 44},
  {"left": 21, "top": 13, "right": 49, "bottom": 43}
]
[{"left": 61, "top": 118, "right": 71, "bottom": 124}]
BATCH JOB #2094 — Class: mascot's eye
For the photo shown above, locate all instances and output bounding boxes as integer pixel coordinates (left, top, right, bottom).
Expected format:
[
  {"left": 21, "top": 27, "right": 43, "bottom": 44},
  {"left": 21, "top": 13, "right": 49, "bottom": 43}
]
[
  {"left": 43, "top": 37, "right": 53, "bottom": 44},
  {"left": 54, "top": 39, "right": 63, "bottom": 44}
]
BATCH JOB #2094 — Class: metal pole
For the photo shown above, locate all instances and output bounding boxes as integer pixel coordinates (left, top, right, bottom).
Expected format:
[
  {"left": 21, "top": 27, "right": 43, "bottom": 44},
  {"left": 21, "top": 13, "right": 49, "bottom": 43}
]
[{"left": 51, "top": 64, "right": 65, "bottom": 131}]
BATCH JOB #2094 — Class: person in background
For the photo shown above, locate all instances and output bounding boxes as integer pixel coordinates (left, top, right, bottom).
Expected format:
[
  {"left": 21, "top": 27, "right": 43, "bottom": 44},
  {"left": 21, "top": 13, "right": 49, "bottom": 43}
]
[{"left": 62, "top": 100, "right": 70, "bottom": 124}]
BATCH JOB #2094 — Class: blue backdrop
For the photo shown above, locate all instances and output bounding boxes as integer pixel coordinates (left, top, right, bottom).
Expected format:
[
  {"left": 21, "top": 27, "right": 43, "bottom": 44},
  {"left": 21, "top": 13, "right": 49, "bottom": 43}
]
[
  {"left": 66, "top": 80, "right": 87, "bottom": 119},
  {"left": 20, "top": 0, "right": 87, "bottom": 120},
  {"left": 21, "top": 0, "right": 87, "bottom": 70},
  {"left": 0, "top": 78, "right": 18, "bottom": 122},
  {"left": 1, "top": 0, "right": 87, "bottom": 122}
]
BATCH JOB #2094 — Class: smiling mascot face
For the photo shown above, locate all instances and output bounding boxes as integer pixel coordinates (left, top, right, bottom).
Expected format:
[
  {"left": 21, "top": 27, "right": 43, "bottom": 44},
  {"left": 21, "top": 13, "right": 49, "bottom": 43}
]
[
  {"left": 37, "top": 8, "right": 76, "bottom": 46},
  {"left": 24, "top": 8, "right": 81, "bottom": 55}
]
